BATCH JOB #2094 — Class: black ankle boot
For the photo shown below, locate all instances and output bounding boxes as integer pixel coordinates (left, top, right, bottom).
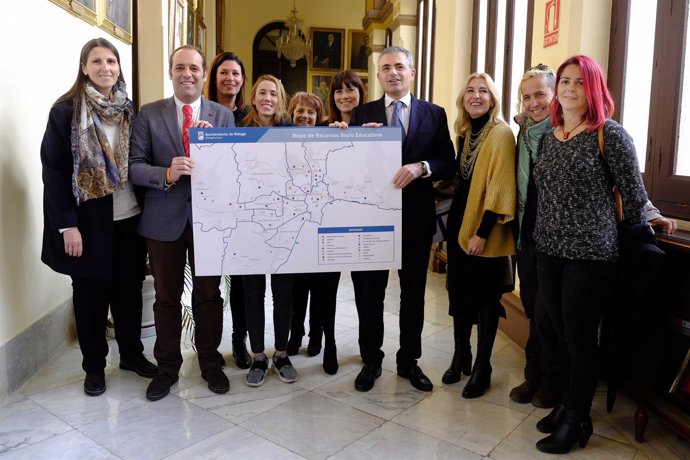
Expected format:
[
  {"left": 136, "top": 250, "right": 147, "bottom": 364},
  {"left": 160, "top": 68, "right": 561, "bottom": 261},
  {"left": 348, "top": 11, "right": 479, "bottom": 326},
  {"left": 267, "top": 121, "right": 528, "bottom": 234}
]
[
  {"left": 232, "top": 337, "right": 252, "bottom": 370},
  {"left": 442, "top": 351, "right": 472, "bottom": 384},
  {"left": 323, "top": 340, "right": 338, "bottom": 375},
  {"left": 461, "top": 306, "right": 498, "bottom": 399},
  {"left": 537, "top": 404, "right": 566, "bottom": 433},
  {"left": 536, "top": 410, "right": 593, "bottom": 454},
  {"left": 307, "top": 331, "right": 322, "bottom": 356},
  {"left": 286, "top": 333, "right": 303, "bottom": 356},
  {"left": 461, "top": 363, "right": 491, "bottom": 399}
]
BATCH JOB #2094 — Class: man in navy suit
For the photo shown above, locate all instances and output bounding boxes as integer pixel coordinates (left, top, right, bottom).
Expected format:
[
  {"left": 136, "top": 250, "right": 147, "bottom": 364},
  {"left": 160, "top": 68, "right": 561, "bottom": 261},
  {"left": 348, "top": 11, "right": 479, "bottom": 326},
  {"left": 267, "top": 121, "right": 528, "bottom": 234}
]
[
  {"left": 129, "top": 45, "right": 235, "bottom": 401},
  {"left": 349, "top": 46, "right": 455, "bottom": 392}
]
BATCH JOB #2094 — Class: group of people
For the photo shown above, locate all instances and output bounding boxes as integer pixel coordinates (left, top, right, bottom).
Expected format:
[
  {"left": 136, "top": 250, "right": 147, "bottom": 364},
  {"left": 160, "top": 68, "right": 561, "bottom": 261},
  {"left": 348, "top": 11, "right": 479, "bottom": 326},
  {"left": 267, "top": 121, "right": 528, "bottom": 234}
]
[{"left": 41, "top": 37, "right": 677, "bottom": 456}]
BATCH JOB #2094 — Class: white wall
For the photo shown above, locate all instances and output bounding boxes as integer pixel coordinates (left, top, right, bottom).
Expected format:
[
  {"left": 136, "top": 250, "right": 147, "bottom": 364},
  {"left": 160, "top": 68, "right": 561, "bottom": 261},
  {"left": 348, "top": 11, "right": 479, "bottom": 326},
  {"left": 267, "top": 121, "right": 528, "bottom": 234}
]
[
  {"left": 435, "top": 0, "right": 473, "bottom": 148},
  {"left": 0, "top": 0, "right": 133, "bottom": 347}
]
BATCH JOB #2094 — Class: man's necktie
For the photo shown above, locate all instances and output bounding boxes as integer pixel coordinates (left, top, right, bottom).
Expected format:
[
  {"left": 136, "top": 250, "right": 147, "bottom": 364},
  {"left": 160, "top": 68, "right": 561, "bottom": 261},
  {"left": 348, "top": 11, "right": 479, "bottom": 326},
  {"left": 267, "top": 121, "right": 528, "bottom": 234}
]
[
  {"left": 390, "top": 100, "right": 405, "bottom": 140},
  {"left": 182, "top": 104, "right": 193, "bottom": 157}
]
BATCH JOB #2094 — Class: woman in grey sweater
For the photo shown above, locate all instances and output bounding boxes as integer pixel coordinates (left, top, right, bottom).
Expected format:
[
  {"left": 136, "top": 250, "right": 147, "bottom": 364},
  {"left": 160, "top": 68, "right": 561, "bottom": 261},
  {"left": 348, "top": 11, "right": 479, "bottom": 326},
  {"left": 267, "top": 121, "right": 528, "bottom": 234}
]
[{"left": 531, "top": 55, "right": 648, "bottom": 455}]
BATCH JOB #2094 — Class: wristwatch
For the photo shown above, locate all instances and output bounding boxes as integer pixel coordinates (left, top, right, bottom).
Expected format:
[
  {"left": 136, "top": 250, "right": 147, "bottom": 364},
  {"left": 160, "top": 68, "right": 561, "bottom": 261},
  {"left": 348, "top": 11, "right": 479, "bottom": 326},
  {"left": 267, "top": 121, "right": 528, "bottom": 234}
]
[{"left": 420, "top": 161, "right": 429, "bottom": 177}]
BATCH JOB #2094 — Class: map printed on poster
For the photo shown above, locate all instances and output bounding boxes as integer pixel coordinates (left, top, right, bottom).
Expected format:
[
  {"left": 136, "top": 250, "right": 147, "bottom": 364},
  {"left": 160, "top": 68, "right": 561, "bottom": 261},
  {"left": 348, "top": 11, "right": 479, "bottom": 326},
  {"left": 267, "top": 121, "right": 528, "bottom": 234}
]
[{"left": 189, "top": 126, "right": 402, "bottom": 275}]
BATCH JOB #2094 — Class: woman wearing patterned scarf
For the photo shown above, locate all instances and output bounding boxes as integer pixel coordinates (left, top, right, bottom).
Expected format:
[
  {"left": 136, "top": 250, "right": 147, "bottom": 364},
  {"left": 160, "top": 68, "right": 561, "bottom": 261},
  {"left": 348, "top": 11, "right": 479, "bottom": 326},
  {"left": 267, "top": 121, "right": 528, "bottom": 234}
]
[{"left": 40, "top": 38, "right": 157, "bottom": 397}]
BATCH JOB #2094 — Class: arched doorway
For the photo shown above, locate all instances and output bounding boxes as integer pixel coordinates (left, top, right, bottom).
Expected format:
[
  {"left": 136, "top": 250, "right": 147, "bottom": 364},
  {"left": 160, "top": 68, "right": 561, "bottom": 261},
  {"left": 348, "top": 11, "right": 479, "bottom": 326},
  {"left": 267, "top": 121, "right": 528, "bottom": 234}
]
[{"left": 252, "top": 21, "right": 308, "bottom": 97}]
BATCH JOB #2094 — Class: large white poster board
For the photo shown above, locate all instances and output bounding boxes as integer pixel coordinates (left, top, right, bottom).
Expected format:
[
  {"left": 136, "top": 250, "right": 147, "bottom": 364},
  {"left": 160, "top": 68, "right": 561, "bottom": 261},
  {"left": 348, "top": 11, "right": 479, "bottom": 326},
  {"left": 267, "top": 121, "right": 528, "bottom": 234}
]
[{"left": 189, "top": 127, "right": 402, "bottom": 275}]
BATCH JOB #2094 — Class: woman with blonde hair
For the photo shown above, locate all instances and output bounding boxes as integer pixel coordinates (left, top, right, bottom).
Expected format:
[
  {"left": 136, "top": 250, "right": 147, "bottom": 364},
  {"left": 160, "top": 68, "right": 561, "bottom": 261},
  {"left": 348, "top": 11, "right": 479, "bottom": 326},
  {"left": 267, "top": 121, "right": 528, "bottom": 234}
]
[
  {"left": 442, "top": 72, "right": 516, "bottom": 399},
  {"left": 240, "top": 75, "right": 296, "bottom": 387},
  {"left": 240, "top": 74, "right": 290, "bottom": 128}
]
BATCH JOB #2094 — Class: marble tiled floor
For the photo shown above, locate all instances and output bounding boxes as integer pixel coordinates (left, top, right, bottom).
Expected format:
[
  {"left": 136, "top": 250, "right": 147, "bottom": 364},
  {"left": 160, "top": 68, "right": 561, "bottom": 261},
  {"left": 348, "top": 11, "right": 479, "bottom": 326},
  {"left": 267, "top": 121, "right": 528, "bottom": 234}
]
[{"left": 2, "top": 271, "right": 690, "bottom": 459}]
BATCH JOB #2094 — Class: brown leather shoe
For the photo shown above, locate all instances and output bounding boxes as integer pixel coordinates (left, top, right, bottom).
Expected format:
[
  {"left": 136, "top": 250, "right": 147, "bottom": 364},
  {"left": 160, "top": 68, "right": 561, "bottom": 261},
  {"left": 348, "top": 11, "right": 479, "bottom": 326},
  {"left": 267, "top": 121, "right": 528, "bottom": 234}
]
[
  {"left": 532, "top": 385, "right": 559, "bottom": 408},
  {"left": 509, "top": 380, "right": 538, "bottom": 403}
]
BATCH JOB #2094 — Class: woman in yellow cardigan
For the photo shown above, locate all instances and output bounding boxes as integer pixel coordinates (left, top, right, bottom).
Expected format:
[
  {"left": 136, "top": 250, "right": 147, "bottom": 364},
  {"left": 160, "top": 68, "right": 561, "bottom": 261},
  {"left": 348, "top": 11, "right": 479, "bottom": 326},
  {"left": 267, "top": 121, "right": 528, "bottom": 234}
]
[{"left": 442, "top": 73, "right": 516, "bottom": 398}]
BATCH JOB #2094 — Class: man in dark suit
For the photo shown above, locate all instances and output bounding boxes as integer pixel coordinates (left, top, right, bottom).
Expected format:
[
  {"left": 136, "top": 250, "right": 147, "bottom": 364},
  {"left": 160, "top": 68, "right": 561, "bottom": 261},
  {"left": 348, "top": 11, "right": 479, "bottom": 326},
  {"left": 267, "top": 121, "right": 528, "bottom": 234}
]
[
  {"left": 129, "top": 45, "right": 235, "bottom": 401},
  {"left": 314, "top": 33, "right": 340, "bottom": 69},
  {"left": 349, "top": 46, "right": 455, "bottom": 392}
]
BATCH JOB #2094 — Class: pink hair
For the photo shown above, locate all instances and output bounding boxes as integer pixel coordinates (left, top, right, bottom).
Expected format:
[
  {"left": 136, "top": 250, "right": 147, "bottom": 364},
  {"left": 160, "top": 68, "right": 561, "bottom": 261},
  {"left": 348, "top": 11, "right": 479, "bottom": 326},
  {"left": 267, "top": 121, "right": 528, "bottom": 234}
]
[{"left": 550, "top": 55, "right": 614, "bottom": 130}]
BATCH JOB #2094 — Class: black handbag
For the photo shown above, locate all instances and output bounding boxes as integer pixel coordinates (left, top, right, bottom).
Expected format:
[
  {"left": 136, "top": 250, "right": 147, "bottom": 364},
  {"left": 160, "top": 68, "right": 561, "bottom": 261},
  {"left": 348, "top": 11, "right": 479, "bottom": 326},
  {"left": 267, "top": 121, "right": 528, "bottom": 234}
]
[{"left": 597, "top": 125, "right": 664, "bottom": 289}]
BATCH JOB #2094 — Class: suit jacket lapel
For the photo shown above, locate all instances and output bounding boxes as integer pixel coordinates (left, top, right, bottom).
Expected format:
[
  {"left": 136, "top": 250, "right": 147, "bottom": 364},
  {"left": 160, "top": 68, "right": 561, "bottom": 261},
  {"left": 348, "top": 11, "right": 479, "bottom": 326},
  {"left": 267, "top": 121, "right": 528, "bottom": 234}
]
[
  {"left": 376, "top": 97, "right": 388, "bottom": 125},
  {"left": 161, "top": 97, "right": 184, "bottom": 154},
  {"left": 405, "top": 96, "right": 420, "bottom": 144},
  {"left": 200, "top": 98, "right": 218, "bottom": 125}
]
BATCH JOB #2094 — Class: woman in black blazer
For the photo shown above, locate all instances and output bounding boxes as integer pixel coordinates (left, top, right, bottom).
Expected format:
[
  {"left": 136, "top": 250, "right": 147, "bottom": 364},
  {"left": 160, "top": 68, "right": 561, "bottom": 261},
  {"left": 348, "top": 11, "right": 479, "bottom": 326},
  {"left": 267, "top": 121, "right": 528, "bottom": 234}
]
[{"left": 41, "top": 38, "right": 157, "bottom": 396}]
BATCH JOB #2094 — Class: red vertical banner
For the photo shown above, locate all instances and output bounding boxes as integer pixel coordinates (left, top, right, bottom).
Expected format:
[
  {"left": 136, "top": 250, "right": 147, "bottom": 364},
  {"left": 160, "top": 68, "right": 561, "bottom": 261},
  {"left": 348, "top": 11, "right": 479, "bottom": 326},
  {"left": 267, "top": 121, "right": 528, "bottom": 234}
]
[{"left": 544, "top": 0, "right": 560, "bottom": 48}]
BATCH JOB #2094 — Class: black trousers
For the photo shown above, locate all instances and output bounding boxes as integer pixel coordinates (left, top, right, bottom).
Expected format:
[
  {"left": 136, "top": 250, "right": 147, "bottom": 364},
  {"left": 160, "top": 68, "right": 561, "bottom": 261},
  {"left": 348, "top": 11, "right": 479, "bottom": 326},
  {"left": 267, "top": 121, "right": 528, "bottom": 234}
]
[
  {"left": 291, "top": 272, "right": 341, "bottom": 342},
  {"left": 516, "top": 237, "right": 559, "bottom": 388},
  {"left": 243, "top": 274, "right": 294, "bottom": 353},
  {"left": 228, "top": 275, "right": 248, "bottom": 343},
  {"left": 147, "top": 223, "right": 223, "bottom": 375},
  {"left": 537, "top": 251, "right": 616, "bottom": 411},
  {"left": 352, "top": 269, "right": 388, "bottom": 366},
  {"left": 291, "top": 273, "right": 322, "bottom": 338},
  {"left": 71, "top": 215, "right": 146, "bottom": 373},
  {"left": 353, "top": 230, "right": 432, "bottom": 368}
]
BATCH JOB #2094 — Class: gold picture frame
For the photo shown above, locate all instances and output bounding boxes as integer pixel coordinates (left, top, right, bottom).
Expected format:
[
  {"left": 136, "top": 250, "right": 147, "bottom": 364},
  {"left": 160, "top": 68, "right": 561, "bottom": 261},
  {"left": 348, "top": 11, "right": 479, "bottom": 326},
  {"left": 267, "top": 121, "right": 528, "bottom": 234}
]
[
  {"left": 308, "top": 72, "right": 336, "bottom": 117},
  {"left": 186, "top": 0, "right": 196, "bottom": 45},
  {"left": 310, "top": 28, "right": 345, "bottom": 71},
  {"left": 360, "top": 75, "right": 369, "bottom": 102},
  {"left": 50, "top": 0, "right": 98, "bottom": 25},
  {"left": 100, "top": 0, "right": 133, "bottom": 44},
  {"left": 196, "top": 17, "right": 207, "bottom": 52},
  {"left": 168, "top": 0, "right": 185, "bottom": 53},
  {"left": 348, "top": 30, "right": 370, "bottom": 72}
]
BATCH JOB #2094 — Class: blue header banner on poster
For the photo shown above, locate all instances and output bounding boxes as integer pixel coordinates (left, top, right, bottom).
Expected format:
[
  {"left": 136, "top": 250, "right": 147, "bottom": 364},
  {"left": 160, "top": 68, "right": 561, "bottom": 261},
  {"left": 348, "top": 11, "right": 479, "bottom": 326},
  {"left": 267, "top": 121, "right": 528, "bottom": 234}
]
[{"left": 190, "top": 127, "right": 402, "bottom": 144}]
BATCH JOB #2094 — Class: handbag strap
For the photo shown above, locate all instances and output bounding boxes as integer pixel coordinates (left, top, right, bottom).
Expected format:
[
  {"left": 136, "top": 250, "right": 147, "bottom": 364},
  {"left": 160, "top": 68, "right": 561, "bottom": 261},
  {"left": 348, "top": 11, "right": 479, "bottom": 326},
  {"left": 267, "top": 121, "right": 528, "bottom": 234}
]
[{"left": 596, "top": 125, "right": 625, "bottom": 222}]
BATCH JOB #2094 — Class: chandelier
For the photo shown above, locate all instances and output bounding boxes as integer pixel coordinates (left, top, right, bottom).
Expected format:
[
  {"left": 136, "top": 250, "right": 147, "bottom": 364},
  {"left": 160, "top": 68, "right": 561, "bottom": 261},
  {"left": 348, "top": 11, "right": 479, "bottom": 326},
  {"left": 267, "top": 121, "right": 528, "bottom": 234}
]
[{"left": 276, "top": 0, "right": 311, "bottom": 67}]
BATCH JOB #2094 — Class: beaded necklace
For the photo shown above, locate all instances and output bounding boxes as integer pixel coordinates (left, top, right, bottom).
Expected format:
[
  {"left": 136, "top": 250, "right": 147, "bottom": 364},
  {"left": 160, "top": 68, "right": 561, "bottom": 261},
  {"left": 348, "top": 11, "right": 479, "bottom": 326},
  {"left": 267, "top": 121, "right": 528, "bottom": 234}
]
[{"left": 460, "top": 121, "right": 493, "bottom": 179}]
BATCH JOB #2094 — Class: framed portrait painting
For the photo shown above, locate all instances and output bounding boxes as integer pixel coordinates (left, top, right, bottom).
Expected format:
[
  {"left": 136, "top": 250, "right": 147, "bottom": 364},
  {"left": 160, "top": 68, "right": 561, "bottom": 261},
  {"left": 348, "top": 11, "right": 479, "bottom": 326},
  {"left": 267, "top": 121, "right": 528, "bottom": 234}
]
[
  {"left": 360, "top": 76, "right": 369, "bottom": 102},
  {"left": 197, "top": 18, "right": 207, "bottom": 52},
  {"left": 310, "top": 28, "right": 345, "bottom": 71},
  {"left": 100, "top": 0, "right": 133, "bottom": 44},
  {"left": 168, "top": 0, "right": 185, "bottom": 53},
  {"left": 308, "top": 72, "right": 335, "bottom": 117},
  {"left": 186, "top": 1, "right": 196, "bottom": 45},
  {"left": 50, "top": 0, "right": 98, "bottom": 25},
  {"left": 348, "top": 30, "right": 370, "bottom": 72}
]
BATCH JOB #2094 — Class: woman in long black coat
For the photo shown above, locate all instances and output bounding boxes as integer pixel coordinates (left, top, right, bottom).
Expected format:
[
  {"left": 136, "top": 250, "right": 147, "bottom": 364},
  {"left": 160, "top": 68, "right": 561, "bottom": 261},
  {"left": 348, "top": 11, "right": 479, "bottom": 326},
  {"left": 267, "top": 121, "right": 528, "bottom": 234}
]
[{"left": 41, "top": 38, "right": 157, "bottom": 396}]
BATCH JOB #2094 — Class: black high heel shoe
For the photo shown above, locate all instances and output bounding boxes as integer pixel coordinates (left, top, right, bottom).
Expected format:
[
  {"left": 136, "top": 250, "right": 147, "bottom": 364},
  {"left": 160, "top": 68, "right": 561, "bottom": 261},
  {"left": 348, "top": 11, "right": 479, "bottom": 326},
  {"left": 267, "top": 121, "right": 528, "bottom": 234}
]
[
  {"left": 536, "top": 410, "right": 593, "bottom": 454},
  {"left": 461, "top": 364, "right": 491, "bottom": 399},
  {"left": 441, "top": 351, "right": 472, "bottom": 384},
  {"left": 537, "top": 404, "right": 566, "bottom": 433}
]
